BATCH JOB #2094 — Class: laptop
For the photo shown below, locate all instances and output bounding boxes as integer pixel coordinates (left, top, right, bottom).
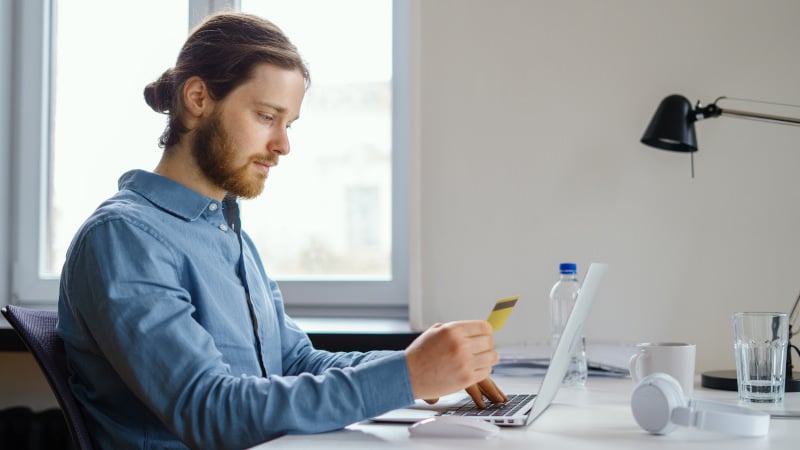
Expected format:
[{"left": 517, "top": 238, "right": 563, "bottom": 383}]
[{"left": 372, "top": 262, "right": 608, "bottom": 427}]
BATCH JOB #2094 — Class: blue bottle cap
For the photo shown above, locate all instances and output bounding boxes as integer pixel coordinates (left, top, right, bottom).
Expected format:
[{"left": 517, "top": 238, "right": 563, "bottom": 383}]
[{"left": 559, "top": 263, "right": 577, "bottom": 274}]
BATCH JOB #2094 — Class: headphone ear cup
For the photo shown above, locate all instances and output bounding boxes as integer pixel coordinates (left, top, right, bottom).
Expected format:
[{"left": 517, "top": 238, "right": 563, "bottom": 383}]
[{"left": 631, "top": 373, "right": 686, "bottom": 435}]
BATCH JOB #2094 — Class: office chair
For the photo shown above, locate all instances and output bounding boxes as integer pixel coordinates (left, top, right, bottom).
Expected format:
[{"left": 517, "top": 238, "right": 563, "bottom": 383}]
[{"left": 2, "top": 305, "right": 95, "bottom": 450}]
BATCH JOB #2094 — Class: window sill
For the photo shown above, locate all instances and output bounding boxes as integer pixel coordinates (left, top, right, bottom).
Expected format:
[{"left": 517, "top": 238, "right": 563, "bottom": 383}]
[{"left": 295, "top": 317, "right": 419, "bottom": 352}]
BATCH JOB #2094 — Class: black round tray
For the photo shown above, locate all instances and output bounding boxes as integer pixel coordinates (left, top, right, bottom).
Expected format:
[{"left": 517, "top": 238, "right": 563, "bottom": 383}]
[{"left": 701, "top": 369, "right": 800, "bottom": 392}]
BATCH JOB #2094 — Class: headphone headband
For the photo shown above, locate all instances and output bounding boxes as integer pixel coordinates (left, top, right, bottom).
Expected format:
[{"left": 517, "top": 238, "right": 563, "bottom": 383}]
[{"left": 672, "top": 398, "right": 769, "bottom": 437}]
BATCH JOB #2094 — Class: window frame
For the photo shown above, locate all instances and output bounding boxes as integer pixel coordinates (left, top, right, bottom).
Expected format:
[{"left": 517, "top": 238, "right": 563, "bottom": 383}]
[
  {"left": 9, "top": 0, "right": 411, "bottom": 318},
  {"left": 11, "top": 0, "right": 53, "bottom": 308}
]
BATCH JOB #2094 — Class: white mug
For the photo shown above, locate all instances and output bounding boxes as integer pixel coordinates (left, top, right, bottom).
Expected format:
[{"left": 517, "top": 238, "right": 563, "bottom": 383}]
[{"left": 629, "top": 342, "right": 696, "bottom": 397}]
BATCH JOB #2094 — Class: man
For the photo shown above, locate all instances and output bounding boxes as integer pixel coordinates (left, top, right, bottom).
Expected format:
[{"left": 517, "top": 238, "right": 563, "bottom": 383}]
[{"left": 58, "top": 12, "right": 506, "bottom": 450}]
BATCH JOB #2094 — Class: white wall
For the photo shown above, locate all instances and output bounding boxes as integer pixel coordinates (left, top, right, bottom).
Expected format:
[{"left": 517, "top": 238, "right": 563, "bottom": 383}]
[{"left": 412, "top": 0, "right": 800, "bottom": 373}]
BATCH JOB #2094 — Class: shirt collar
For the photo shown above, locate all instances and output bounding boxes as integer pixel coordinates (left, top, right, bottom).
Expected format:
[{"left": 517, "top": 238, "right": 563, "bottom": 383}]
[{"left": 117, "top": 169, "right": 223, "bottom": 221}]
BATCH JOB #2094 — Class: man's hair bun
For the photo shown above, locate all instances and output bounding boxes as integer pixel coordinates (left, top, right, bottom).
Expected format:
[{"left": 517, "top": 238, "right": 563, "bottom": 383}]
[{"left": 143, "top": 69, "right": 176, "bottom": 113}]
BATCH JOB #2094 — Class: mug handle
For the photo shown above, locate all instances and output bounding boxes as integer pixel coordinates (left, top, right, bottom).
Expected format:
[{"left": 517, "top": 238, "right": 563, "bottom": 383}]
[{"left": 629, "top": 351, "right": 645, "bottom": 382}]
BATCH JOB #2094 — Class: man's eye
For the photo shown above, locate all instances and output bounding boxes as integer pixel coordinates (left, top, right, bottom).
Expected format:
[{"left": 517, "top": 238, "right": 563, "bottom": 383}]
[{"left": 260, "top": 114, "right": 274, "bottom": 122}]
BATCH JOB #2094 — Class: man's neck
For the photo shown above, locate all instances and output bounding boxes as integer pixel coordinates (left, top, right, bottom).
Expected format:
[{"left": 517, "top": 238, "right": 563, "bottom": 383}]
[{"left": 154, "top": 144, "right": 226, "bottom": 201}]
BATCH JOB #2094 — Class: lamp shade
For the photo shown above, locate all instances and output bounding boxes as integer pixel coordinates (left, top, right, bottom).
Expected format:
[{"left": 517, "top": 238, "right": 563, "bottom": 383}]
[{"left": 641, "top": 94, "right": 697, "bottom": 152}]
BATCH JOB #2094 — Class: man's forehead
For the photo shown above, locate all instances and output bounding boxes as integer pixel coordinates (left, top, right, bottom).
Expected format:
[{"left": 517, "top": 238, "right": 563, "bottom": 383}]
[{"left": 239, "top": 66, "right": 304, "bottom": 112}]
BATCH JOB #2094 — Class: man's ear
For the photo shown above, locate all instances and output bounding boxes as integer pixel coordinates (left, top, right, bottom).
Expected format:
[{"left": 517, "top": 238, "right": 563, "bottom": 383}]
[{"left": 182, "top": 76, "right": 214, "bottom": 128}]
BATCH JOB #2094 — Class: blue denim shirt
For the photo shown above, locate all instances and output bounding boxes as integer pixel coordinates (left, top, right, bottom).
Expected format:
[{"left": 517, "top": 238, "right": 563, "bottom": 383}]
[{"left": 57, "top": 170, "right": 414, "bottom": 450}]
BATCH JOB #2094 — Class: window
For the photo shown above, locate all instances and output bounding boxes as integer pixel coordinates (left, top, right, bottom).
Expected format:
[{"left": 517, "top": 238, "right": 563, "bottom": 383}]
[
  {"left": 241, "top": 0, "right": 393, "bottom": 279},
  {"left": 11, "top": 0, "right": 409, "bottom": 317},
  {"left": 49, "top": 0, "right": 189, "bottom": 275}
]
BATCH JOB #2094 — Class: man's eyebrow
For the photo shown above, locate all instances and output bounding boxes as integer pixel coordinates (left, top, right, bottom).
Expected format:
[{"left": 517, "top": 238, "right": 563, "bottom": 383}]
[{"left": 254, "top": 101, "right": 287, "bottom": 113}]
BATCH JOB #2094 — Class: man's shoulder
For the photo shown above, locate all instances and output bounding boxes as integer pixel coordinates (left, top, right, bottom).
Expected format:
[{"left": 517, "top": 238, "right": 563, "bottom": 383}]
[
  {"left": 78, "top": 190, "right": 170, "bottom": 238},
  {"left": 91, "top": 189, "right": 157, "bottom": 220}
]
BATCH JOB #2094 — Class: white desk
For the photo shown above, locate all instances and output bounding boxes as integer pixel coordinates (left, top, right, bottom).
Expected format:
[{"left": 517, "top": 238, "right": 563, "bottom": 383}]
[{"left": 251, "top": 376, "right": 800, "bottom": 449}]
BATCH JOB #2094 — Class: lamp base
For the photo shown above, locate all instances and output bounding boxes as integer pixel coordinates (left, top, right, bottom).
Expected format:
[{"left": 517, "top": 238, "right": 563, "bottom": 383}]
[{"left": 701, "top": 369, "right": 800, "bottom": 392}]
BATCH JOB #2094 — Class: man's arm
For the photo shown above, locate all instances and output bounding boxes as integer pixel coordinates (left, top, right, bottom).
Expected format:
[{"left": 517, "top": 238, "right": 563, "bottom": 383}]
[
  {"left": 264, "top": 272, "right": 507, "bottom": 408},
  {"left": 61, "top": 218, "right": 415, "bottom": 449}
]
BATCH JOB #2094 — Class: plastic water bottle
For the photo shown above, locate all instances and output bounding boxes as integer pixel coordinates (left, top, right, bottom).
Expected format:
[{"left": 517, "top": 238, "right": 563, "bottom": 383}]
[{"left": 549, "top": 262, "right": 588, "bottom": 386}]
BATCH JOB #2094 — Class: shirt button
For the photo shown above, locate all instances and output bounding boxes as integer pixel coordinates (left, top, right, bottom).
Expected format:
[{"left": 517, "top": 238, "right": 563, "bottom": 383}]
[
  {"left": 209, "top": 203, "right": 218, "bottom": 211},
  {"left": 219, "top": 224, "right": 228, "bottom": 232}
]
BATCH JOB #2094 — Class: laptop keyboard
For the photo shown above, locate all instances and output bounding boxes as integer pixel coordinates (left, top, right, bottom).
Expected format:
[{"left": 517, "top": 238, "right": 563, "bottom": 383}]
[{"left": 440, "top": 393, "right": 536, "bottom": 417}]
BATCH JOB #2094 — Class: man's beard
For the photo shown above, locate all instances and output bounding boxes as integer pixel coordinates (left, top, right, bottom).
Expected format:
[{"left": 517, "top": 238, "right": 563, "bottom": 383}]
[{"left": 191, "top": 112, "right": 267, "bottom": 199}]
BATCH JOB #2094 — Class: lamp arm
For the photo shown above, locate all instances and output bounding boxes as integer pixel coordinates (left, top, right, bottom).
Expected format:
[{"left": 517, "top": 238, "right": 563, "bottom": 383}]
[
  {"left": 719, "top": 108, "right": 800, "bottom": 126},
  {"left": 691, "top": 98, "right": 800, "bottom": 127}
]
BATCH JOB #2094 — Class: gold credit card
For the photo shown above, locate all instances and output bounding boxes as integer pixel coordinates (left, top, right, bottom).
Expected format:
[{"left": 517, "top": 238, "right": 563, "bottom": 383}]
[{"left": 486, "top": 296, "right": 519, "bottom": 331}]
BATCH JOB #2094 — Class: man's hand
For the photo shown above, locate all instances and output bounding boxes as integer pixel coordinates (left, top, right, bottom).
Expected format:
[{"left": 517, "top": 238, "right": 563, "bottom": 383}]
[{"left": 404, "top": 320, "right": 501, "bottom": 402}]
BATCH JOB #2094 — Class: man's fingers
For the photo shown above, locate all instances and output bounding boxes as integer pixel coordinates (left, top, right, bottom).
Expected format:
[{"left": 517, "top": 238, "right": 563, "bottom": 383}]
[
  {"left": 424, "top": 398, "right": 440, "bottom": 405},
  {"left": 442, "top": 320, "right": 493, "bottom": 337},
  {"left": 461, "top": 320, "right": 494, "bottom": 337},
  {"left": 479, "top": 377, "right": 509, "bottom": 403},
  {"left": 466, "top": 378, "right": 508, "bottom": 408},
  {"left": 465, "top": 384, "right": 486, "bottom": 408},
  {"left": 445, "top": 331, "right": 497, "bottom": 370},
  {"left": 469, "top": 347, "right": 499, "bottom": 370}
]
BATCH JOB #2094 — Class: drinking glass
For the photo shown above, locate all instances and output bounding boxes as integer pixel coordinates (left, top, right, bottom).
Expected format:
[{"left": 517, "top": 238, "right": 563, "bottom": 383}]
[{"left": 732, "top": 312, "right": 789, "bottom": 403}]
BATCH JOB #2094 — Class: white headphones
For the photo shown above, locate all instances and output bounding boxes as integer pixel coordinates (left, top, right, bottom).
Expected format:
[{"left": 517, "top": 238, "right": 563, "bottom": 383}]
[{"left": 631, "top": 373, "right": 770, "bottom": 437}]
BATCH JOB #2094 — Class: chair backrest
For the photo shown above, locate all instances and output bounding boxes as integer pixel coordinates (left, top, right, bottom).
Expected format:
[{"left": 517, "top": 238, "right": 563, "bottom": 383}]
[{"left": 2, "top": 305, "right": 94, "bottom": 450}]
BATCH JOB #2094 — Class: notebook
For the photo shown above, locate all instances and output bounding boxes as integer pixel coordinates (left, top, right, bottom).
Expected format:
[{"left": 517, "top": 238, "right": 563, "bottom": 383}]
[{"left": 372, "top": 262, "right": 608, "bottom": 427}]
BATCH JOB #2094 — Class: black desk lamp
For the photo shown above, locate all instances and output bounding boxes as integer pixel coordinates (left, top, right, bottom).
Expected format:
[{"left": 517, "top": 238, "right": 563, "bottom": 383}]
[
  {"left": 641, "top": 94, "right": 800, "bottom": 177},
  {"left": 641, "top": 94, "right": 800, "bottom": 391}
]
